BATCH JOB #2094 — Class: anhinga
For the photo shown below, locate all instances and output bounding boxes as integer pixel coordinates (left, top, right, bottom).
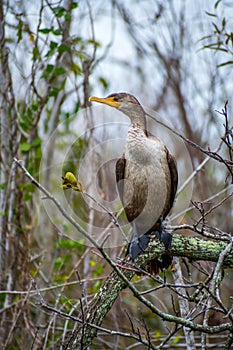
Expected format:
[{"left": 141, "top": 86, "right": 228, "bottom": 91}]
[{"left": 89, "top": 93, "right": 178, "bottom": 273}]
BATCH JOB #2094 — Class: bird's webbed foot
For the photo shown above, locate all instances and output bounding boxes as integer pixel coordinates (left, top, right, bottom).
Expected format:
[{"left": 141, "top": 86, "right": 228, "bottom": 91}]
[
  {"left": 151, "top": 222, "right": 172, "bottom": 250},
  {"left": 129, "top": 235, "right": 150, "bottom": 260}
]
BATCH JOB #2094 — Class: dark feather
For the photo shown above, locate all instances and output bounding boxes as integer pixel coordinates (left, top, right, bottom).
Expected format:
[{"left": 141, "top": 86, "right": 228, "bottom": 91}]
[
  {"left": 164, "top": 148, "right": 178, "bottom": 219},
  {"left": 115, "top": 156, "right": 126, "bottom": 202}
]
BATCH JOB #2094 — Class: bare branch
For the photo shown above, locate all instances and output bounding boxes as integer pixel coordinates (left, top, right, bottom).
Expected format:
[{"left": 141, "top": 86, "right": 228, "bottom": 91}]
[{"left": 14, "top": 157, "right": 233, "bottom": 349}]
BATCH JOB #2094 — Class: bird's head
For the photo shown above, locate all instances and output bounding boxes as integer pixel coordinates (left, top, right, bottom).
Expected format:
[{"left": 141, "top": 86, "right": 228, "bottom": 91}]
[{"left": 89, "top": 92, "right": 145, "bottom": 121}]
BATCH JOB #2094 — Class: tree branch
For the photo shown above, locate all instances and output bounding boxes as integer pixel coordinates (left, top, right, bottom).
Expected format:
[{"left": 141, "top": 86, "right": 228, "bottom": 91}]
[
  {"left": 68, "top": 235, "right": 233, "bottom": 349},
  {"left": 13, "top": 157, "right": 233, "bottom": 349}
]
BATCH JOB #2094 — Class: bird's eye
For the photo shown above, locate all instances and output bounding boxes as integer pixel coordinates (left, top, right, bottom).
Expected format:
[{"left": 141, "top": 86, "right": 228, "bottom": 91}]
[{"left": 113, "top": 96, "right": 119, "bottom": 101}]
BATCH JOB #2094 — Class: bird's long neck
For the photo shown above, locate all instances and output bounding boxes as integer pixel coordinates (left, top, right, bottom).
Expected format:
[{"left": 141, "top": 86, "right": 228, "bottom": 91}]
[
  {"left": 128, "top": 107, "right": 147, "bottom": 132},
  {"left": 126, "top": 111, "right": 149, "bottom": 164},
  {"left": 128, "top": 125, "right": 146, "bottom": 142}
]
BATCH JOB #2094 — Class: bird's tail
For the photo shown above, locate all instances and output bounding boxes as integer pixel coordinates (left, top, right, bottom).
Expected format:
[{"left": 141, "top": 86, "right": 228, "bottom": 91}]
[
  {"left": 148, "top": 254, "right": 173, "bottom": 275},
  {"left": 126, "top": 233, "right": 173, "bottom": 275}
]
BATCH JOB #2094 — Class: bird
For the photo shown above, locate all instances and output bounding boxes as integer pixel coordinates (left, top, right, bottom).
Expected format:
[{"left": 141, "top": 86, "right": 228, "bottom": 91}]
[{"left": 89, "top": 92, "right": 178, "bottom": 274}]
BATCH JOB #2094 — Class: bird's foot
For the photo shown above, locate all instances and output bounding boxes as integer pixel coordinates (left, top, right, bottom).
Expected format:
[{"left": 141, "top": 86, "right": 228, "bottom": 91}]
[
  {"left": 151, "top": 224, "right": 172, "bottom": 250},
  {"left": 129, "top": 235, "right": 150, "bottom": 260}
]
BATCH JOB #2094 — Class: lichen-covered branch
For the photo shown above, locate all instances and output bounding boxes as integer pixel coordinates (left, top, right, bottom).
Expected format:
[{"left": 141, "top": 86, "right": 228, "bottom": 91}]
[{"left": 68, "top": 234, "right": 233, "bottom": 349}]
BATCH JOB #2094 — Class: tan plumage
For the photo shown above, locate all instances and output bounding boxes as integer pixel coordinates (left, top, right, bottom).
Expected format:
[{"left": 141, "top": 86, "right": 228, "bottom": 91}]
[{"left": 89, "top": 92, "right": 178, "bottom": 274}]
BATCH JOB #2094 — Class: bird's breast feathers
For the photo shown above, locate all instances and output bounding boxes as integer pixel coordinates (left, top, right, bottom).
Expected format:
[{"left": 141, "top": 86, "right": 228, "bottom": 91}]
[
  {"left": 122, "top": 135, "right": 171, "bottom": 231},
  {"left": 126, "top": 130, "right": 167, "bottom": 166}
]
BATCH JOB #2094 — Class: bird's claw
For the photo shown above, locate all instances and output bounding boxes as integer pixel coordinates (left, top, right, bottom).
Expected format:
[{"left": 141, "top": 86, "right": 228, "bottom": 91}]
[
  {"left": 129, "top": 235, "right": 150, "bottom": 260},
  {"left": 151, "top": 225, "right": 172, "bottom": 250}
]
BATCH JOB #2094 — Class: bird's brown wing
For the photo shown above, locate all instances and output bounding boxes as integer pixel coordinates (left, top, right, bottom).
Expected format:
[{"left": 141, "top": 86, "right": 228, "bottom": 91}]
[
  {"left": 149, "top": 148, "right": 178, "bottom": 275},
  {"left": 115, "top": 155, "right": 126, "bottom": 204},
  {"left": 164, "top": 148, "right": 178, "bottom": 219}
]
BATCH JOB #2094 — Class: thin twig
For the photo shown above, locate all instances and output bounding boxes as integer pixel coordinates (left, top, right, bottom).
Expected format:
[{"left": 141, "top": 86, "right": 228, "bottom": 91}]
[
  {"left": 145, "top": 111, "right": 233, "bottom": 176},
  {"left": 14, "top": 157, "right": 233, "bottom": 347}
]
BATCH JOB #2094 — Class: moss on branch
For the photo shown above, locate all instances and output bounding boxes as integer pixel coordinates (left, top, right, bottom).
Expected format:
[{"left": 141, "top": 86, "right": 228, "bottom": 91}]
[
  {"left": 150, "top": 233, "right": 233, "bottom": 268},
  {"left": 70, "top": 233, "right": 233, "bottom": 349}
]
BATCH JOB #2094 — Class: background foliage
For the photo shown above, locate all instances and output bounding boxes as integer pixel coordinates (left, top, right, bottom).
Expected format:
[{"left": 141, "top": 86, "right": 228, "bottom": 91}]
[{"left": 1, "top": 0, "right": 233, "bottom": 349}]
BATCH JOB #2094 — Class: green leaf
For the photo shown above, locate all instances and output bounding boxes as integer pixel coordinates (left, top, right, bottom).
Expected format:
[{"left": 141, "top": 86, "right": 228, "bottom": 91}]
[
  {"left": 58, "top": 44, "right": 70, "bottom": 53},
  {"left": 173, "top": 335, "right": 181, "bottom": 344},
  {"left": 54, "top": 257, "right": 63, "bottom": 270},
  {"left": 53, "top": 274, "right": 67, "bottom": 283},
  {"left": 0, "top": 183, "right": 6, "bottom": 190},
  {"left": 39, "top": 28, "right": 51, "bottom": 34},
  {"left": 31, "top": 137, "right": 41, "bottom": 148},
  {"left": 71, "top": 2, "right": 78, "bottom": 9},
  {"left": 23, "top": 193, "right": 32, "bottom": 201},
  {"left": 93, "top": 264, "right": 103, "bottom": 277},
  {"left": 17, "top": 20, "right": 23, "bottom": 43},
  {"left": 32, "top": 46, "right": 39, "bottom": 61},
  {"left": 73, "top": 101, "right": 80, "bottom": 114},
  {"left": 50, "top": 41, "right": 58, "bottom": 50},
  {"left": 45, "top": 41, "right": 58, "bottom": 57},
  {"left": 57, "top": 239, "right": 84, "bottom": 252},
  {"left": 41, "top": 64, "right": 54, "bottom": 79},
  {"left": 198, "top": 35, "right": 212, "bottom": 42},
  {"left": 27, "top": 106, "right": 33, "bottom": 118},
  {"left": 60, "top": 78, "right": 67, "bottom": 90},
  {"left": 72, "top": 36, "right": 82, "bottom": 45},
  {"left": 225, "top": 34, "right": 230, "bottom": 45},
  {"left": 222, "top": 17, "right": 226, "bottom": 29},
  {"left": 43, "top": 64, "right": 54, "bottom": 75},
  {"left": 20, "top": 183, "right": 34, "bottom": 193},
  {"left": 76, "top": 51, "right": 87, "bottom": 60},
  {"left": 87, "top": 39, "right": 101, "bottom": 47},
  {"left": 32, "top": 100, "right": 39, "bottom": 111},
  {"left": 212, "top": 22, "right": 220, "bottom": 34},
  {"left": 64, "top": 13, "right": 71, "bottom": 21},
  {"left": 35, "top": 145, "right": 42, "bottom": 159},
  {"left": 49, "top": 89, "right": 59, "bottom": 97},
  {"left": 215, "top": 0, "right": 221, "bottom": 9},
  {"left": 90, "top": 260, "right": 96, "bottom": 267},
  {"left": 49, "top": 78, "right": 66, "bottom": 97},
  {"left": 71, "top": 63, "right": 82, "bottom": 75},
  {"left": 98, "top": 77, "right": 109, "bottom": 90},
  {"left": 54, "top": 67, "right": 66, "bottom": 75},
  {"left": 53, "top": 28, "right": 63, "bottom": 36},
  {"left": 19, "top": 142, "right": 31, "bottom": 152},
  {"left": 0, "top": 293, "right": 6, "bottom": 302},
  {"left": 53, "top": 6, "right": 66, "bottom": 18},
  {"left": 205, "top": 11, "right": 217, "bottom": 18},
  {"left": 92, "top": 280, "right": 101, "bottom": 292}
]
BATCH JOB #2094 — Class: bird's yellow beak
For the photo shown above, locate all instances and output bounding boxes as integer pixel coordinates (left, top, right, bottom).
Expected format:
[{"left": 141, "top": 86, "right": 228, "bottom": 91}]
[{"left": 89, "top": 96, "right": 120, "bottom": 108}]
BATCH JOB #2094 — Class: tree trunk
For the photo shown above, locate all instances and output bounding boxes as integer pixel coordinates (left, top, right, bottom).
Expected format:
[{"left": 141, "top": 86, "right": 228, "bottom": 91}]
[{"left": 0, "top": 3, "right": 21, "bottom": 346}]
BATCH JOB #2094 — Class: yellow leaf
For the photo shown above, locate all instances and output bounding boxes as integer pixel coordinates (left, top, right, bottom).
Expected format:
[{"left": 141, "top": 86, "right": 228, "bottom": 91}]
[
  {"left": 61, "top": 172, "right": 85, "bottom": 192},
  {"left": 29, "top": 33, "right": 35, "bottom": 42}
]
